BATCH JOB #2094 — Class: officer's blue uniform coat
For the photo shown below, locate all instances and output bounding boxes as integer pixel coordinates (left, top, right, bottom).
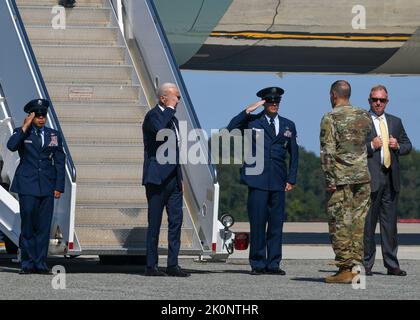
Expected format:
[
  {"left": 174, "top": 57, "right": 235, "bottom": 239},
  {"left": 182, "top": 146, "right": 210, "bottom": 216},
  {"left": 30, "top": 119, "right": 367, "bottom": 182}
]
[
  {"left": 227, "top": 110, "right": 298, "bottom": 189},
  {"left": 8, "top": 127, "right": 65, "bottom": 195},
  {"left": 7, "top": 126, "right": 65, "bottom": 271},
  {"left": 227, "top": 110, "right": 299, "bottom": 270}
]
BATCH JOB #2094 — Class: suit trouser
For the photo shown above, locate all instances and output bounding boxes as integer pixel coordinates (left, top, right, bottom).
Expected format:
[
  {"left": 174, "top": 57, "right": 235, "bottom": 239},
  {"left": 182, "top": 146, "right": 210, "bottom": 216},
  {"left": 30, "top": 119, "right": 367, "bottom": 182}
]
[
  {"left": 19, "top": 195, "right": 54, "bottom": 270},
  {"left": 327, "top": 183, "right": 371, "bottom": 269},
  {"left": 145, "top": 174, "right": 183, "bottom": 269},
  {"left": 247, "top": 187, "right": 285, "bottom": 270},
  {"left": 364, "top": 170, "right": 399, "bottom": 270}
]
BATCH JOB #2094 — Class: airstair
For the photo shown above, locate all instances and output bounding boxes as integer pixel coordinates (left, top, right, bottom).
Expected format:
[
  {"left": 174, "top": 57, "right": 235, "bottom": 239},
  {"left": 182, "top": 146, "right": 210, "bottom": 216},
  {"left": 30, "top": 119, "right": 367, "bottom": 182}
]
[{"left": 0, "top": 0, "right": 229, "bottom": 260}]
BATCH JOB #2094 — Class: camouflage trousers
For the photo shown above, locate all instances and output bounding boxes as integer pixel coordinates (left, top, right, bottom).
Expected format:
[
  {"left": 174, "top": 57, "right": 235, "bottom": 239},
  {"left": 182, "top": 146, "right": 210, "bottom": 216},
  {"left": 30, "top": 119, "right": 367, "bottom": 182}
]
[{"left": 327, "top": 183, "right": 371, "bottom": 269}]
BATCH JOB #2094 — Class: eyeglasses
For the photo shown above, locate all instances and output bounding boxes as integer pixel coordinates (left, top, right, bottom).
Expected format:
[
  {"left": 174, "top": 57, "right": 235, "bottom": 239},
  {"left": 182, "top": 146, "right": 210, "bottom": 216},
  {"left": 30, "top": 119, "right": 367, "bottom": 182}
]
[
  {"left": 34, "top": 113, "right": 47, "bottom": 118},
  {"left": 369, "top": 97, "right": 388, "bottom": 103}
]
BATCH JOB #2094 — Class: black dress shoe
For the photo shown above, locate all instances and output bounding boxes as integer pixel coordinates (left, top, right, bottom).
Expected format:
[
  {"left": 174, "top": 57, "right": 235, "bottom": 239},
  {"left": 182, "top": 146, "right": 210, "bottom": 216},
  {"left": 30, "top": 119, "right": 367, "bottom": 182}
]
[
  {"left": 265, "top": 268, "right": 286, "bottom": 275},
  {"left": 19, "top": 269, "right": 35, "bottom": 275},
  {"left": 364, "top": 267, "right": 373, "bottom": 276},
  {"left": 166, "top": 266, "right": 190, "bottom": 277},
  {"left": 250, "top": 268, "right": 265, "bottom": 275},
  {"left": 37, "top": 269, "right": 53, "bottom": 275},
  {"left": 387, "top": 268, "right": 407, "bottom": 276},
  {"left": 144, "top": 267, "right": 167, "bottom": 276}
]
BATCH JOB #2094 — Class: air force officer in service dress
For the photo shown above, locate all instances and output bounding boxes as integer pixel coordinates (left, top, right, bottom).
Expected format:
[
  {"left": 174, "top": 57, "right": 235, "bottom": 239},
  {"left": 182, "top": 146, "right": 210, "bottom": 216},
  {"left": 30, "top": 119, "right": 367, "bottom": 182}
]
[
  {"left": 7, "top": 99, "right": 65, "bottom": 275},
  {"left": 227, "top": 87, "right": 299, "bottom": 275}
]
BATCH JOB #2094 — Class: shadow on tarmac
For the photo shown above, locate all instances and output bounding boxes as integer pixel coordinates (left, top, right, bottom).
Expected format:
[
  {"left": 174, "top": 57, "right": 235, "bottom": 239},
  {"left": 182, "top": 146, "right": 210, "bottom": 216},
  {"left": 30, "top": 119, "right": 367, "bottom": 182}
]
[{"left": 291, "top": 277, "right": 326, "bottom": 283}]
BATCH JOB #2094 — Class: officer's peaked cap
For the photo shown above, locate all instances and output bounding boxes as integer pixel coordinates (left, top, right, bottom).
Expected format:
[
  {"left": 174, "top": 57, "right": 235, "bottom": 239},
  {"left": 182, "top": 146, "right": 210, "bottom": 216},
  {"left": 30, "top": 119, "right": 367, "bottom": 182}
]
[
  {"left": 23, "top": 99, "right": 50, "bottom": 114},
  {"left": 256, "top": 87, "right": 285, "bottom": 101}
]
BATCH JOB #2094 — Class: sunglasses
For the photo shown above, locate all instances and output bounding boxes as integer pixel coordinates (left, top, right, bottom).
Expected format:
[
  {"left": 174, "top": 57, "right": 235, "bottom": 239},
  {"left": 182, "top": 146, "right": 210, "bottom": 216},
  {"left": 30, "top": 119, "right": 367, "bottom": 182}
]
[
  {"left": 264, "top": 99, "right": 280, "bottom": 104},
  {"left": 164, "top": 95, "right": 181, "bottom": 100},
  {"left": 369, "top": 97, "right": 388, "bottom": 103},
  {"left": 34, "top": 113, "right": 47, "bottom": 118}
]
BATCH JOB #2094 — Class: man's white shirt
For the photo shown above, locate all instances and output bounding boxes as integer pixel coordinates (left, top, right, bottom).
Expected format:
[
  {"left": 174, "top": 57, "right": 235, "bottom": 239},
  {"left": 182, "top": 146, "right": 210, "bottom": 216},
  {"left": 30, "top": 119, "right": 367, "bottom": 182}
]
[
  {"left": 370, "top": 111, "right": 389, "bottom": 165},
  {"left": 265, "top": 114, "right": 279, "bottom": 136},
  {"left": 32, "top": 126, "right": 45, "bottom": 147}
]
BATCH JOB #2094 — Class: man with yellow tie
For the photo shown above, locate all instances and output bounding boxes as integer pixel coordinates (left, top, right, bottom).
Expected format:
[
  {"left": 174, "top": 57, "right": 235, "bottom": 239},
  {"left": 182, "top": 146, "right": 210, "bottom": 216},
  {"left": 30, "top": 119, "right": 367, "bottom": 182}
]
[{"left": 364, "top": 85, "right": 412, "bottom": 277}]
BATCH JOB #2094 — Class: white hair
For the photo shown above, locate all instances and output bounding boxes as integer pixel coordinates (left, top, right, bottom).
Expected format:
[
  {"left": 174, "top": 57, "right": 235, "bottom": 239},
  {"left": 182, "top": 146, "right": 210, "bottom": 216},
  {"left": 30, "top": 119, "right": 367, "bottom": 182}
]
[{"left": 157, "top": 82, "right": 178, "bottom": 98}]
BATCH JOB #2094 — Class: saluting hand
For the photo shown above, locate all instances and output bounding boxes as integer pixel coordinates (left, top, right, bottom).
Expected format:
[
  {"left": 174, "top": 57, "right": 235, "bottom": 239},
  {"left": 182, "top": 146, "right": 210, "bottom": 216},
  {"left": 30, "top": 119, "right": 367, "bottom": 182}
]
[
  {"left": 54, "top": 191, "right": 61, "bottom": 199},
  {"left": 165, "top": 95, "right": 180, "bottom": 109},
  {"left": 389, "top": 135, "right": 399, "bottom": 150},
  {"left": 22, "top": 112, "right": 35, "bottom": 132},
  {"left": 246, "top": 100, "right": 265, "bottom": 114}
]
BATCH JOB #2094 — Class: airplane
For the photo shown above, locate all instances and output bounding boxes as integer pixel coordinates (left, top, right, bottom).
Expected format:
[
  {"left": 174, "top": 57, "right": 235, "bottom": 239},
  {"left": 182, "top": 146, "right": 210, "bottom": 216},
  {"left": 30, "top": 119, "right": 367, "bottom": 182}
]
[{"left": 154, "top": 0, "right": 420, "bottom": 74}]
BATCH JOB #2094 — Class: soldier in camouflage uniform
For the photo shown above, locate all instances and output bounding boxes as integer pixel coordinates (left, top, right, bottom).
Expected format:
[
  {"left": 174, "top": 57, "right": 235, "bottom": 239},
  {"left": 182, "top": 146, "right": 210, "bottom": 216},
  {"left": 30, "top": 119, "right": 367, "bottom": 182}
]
[{"left": 320, "top": 80, "right": 372, "bottom": 284}]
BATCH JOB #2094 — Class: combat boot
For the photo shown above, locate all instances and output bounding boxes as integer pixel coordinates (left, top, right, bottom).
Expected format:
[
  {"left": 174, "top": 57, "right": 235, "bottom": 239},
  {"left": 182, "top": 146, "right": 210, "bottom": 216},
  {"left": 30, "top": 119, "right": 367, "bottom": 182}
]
[{"left": 325, "top": 267, "right": 354, "bottom": 284}]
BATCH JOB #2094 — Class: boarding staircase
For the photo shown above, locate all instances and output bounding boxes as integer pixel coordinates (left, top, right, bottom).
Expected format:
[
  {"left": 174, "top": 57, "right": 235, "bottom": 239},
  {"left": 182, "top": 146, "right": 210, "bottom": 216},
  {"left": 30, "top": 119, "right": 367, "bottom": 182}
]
[{"left": 12, "top": 0, "right": 197, "bottom": 255}]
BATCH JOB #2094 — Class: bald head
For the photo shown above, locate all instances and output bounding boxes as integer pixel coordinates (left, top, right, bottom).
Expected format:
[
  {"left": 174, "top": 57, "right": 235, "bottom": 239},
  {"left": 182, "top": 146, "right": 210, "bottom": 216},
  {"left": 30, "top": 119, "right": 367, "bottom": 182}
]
[
  {"left": 157, "top": 82, "right": 180, "bottom": 108},
  {"left": 157, "top": 82, "right": 178, "bottom": 98}
]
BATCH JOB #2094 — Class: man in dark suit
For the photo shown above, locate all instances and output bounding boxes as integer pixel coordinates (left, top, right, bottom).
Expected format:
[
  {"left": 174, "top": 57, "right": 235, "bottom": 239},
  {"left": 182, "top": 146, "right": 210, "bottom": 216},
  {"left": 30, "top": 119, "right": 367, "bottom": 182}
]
[
  {"left": 7, "top": 99, "right": 65, "bottom": 274},
  {"left": 227, "top": 87, "right": 299, "bottom": 275},
  {"left": 364, "top": 85, "right": 412, "bottom": 276},
  {"left": 142, "top": 83, "right": 189, "bottom": 277}
]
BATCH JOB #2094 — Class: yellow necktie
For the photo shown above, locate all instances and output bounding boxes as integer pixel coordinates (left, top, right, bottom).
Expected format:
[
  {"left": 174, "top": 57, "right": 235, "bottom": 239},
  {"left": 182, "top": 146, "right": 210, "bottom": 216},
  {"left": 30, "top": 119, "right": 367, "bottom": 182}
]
[{"left": 379, "top": 117, "right": 391, "bottom": 168}]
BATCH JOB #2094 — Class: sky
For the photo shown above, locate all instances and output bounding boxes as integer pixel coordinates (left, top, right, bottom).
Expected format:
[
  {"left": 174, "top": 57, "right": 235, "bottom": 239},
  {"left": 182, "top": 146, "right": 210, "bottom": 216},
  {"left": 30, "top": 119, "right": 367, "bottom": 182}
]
[{"left": 182, "top": 71, "right": 419, "bottom": 155}]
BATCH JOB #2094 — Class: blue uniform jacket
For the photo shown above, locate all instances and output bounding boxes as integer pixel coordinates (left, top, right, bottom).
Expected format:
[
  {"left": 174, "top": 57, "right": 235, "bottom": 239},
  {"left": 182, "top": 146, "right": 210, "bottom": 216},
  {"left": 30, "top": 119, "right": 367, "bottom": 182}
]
[
  {"left": 227, "top": 110, "right": 299, "bottom": 191},
  {"left": 7, "top": 126, "right": 66, "bottom": 197},
  {"left": 142, "top": 105, "right": 182, "bottom": 186}
]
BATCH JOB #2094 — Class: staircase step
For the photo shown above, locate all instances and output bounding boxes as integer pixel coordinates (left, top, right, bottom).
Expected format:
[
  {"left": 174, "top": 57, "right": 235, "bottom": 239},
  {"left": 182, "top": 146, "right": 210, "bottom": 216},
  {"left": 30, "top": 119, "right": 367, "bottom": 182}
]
[
  {"left": 68, "top": 144, "right": 144, "bottom": 163},
  {"left": 47, "top": 83, "right": 139, "bottom": 103},
  {"left": 75, "top": 226, "right": 194, "bottom": 249},
  {"left": 40, "top": 64, "right": 133, "bottom": 84},
  {"left": 16, "top": 0, "right": 106, "bottom": 8},
  {"left": 19, "top": 6, "right": 111, "bottom": 27},
  {"left": 26, "top": 26, "right": 118, "bottom": 45},
  {"left": 75, "top": 207, "right": 149, "bottom": 226},
  {"left": 61, "top": 123, "right": 142, "bottom": 144},
  {"left": 53, "top": 103, "right": 147, "bottom": 123},
  {"left": 75, "top": 206, "right": 190, "bottom": 227},
  {"left": 76, "top": 163, "right": 142, "bottom": 183},
  {"left": 33, "top": 45, "right": 125, "bottom": 65},
  {"left": 76, "top": 183, "right": 146, "bottom": 204}
]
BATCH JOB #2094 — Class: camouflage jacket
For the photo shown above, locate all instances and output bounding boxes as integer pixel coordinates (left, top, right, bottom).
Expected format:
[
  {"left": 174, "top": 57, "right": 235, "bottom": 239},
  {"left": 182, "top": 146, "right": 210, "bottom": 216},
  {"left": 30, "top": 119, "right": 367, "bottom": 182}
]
[{"left": 320, "top": 105, "right": 372, "bottom": 187}]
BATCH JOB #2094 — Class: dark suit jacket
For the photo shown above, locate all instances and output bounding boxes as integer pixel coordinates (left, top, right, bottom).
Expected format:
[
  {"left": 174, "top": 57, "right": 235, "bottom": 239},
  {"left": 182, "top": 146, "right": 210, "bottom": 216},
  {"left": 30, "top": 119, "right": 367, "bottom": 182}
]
[
  {"left": 227, "top": 110, "right": 299, "bottom": 191},
  {"left": 142, "top": 105, "right": 182, "bottom": 187},
  {"left": 366, "top": 112, "right": 411, "bottom": 193},
  {"left": 7, "top": 126, "right": 66, "bottom": 197}
]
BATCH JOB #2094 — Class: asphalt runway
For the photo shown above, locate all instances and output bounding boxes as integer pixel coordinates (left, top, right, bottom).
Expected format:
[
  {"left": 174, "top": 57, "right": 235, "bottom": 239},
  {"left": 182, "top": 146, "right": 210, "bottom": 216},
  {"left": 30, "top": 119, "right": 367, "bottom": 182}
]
[{"left": 0, "top": 256, "right": 419, "bottom": 300}]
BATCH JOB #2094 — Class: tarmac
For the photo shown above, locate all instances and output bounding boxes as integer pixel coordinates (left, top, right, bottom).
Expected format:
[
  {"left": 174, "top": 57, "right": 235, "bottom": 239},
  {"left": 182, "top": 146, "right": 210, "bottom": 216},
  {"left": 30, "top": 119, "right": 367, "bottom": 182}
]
[
  {"left": 0, "top": 222, "right": 418, "bottom": 300},
  {"left": 230, "top": 222, "right": 420, "bottom": 260},
  {"left": 0, "top": 256, "right": 419, "bottom": 300}
]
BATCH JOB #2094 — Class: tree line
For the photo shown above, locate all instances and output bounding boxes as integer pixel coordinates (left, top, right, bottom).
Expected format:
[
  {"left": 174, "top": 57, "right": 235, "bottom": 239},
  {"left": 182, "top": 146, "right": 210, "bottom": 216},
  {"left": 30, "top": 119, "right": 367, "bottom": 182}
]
[{"left": 216, "top": 146, "right": 420, "bottom": 222}]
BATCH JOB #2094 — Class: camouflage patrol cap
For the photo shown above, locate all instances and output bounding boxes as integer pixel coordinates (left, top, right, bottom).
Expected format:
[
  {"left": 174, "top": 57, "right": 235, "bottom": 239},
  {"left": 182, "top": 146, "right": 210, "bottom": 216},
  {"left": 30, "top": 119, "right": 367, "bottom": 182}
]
[{"left": 23, "top": 98, "right": 50, "bottom": 115}]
